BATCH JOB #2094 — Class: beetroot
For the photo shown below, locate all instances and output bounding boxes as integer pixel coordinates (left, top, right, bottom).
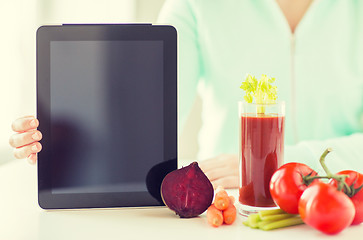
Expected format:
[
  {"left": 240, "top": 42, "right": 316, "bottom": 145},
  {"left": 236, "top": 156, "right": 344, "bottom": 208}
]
[{"left": 161, "top": 162, "right": 214, "bottom": 218}]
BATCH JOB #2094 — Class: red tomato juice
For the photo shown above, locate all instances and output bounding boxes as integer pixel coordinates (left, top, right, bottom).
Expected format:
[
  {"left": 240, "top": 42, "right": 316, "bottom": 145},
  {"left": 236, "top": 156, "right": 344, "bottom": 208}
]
[{"left": 239, "top": 114, "right": 285, "bottom": 207}]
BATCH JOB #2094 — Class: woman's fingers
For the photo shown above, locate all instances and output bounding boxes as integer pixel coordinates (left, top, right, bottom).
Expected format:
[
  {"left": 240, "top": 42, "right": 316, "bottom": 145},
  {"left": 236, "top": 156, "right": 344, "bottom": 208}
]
[
  {"left": 13, "top": 142, "right": 42, "bottom": 160},
  {"left": 9, "top": 130, "right": 42, "bottom": 148},
  {"left": 11, "top": 116, "right": 39, "bottom": 132},
  {"left": 203, "top": 167, "right": 231, "bottom": 182},
  {"left": 198, "top": 158, "right": 221, "bottom": 172},
  {"left": 10, "top": 116, "right": 42, "bottom": 164},
  {"left": 211, "top": 176, "right": 239, "bottom": 189},
  {"left": 198, "top": 154, "right": 239, "bottom": 189},
  {"left": 27, "top": 153, "right": 38, "bottom": 165},
  {"left": 199, "top": 154, "right": 236, "bottom": 172},
  {"left": 203, "top": 166, "right": 239, "bottom": 186}
]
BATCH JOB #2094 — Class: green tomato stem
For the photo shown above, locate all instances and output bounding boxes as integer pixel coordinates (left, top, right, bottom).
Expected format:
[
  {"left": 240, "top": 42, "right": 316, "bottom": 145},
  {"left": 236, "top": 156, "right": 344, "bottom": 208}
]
[
  {"left": 319, "top": 148, "right": 333, "bottom": 177},
  {"left": 318, "top": 148, "right": 352, "bottom": 193},
  {"left": 303, "top": 174, "right": 351, "bottom": 194}
]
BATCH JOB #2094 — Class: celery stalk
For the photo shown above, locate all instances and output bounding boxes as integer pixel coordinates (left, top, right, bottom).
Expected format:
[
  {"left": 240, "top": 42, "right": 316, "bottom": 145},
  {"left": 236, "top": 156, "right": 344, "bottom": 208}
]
[
  {"left": 240, "top": 74, "right": 278, "bottom": 113},
  {"left": 260, "top": 213, "right": 295, "bottom": 222},
  {"left": 260, "top": 216, "right": 304, "bottom": 231},
  {"left": 247, "top": 214, "right": 261, "bottom": 228},
  {"left": 257, "top": 220, "right": 274, "bottom": 229},
  {"left": 258, "top": 208, "right": 286, "bottom": 218}
]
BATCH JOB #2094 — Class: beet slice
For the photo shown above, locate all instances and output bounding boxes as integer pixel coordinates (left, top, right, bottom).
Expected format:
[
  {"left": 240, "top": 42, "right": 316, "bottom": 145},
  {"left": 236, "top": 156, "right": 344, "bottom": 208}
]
[{"left": 161, "top": 162, "right": 214, "bottom": 218}]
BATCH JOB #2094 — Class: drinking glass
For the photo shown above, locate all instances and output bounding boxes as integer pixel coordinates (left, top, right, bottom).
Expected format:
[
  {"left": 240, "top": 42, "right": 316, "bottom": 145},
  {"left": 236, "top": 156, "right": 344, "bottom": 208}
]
[{"left": 238, "top": 101, "right": 285, "bottom": 216}]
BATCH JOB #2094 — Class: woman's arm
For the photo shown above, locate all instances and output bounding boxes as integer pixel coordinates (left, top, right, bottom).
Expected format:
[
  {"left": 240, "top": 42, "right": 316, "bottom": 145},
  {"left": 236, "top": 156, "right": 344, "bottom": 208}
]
[
  {"left": 158, "top": 0, "right": 202, "bottom": 131},
  {"left": 285, "top": 133, "right": 363, "bottom": 174}
]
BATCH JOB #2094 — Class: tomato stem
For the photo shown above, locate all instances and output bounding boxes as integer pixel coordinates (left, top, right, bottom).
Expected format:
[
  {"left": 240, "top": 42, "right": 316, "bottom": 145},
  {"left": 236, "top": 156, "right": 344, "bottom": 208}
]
[
  {"left": 318, "top": 148, "right": 351, "bottom": 193},
  {"left": 301, "top": 148, "right": 352, "bottom": 194},
  {"left": 319, "top": 148, "right": 333, "bottom": 177}
]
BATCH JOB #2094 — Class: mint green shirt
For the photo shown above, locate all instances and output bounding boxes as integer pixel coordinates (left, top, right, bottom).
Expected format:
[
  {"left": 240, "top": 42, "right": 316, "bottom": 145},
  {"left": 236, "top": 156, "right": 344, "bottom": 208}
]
[{"left": 158, "top": 0, "right": 363, "bottom": 172}]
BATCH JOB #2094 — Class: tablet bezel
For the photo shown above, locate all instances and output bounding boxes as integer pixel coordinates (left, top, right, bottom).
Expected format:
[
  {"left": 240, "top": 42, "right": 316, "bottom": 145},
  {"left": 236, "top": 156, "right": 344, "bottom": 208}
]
[{"left": 37, "top": 24, "right": 177, "bottom": 209}]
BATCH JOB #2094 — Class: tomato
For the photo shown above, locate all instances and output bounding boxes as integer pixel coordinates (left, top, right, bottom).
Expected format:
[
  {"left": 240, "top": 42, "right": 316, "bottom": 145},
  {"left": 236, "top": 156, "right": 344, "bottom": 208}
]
[
  {"left": 329, "top": 170, "right": 363, "bottom": 225},
  {"left": 298, "top": 182, "right": 355, "bottom": 235},
  {"left": 269, "top": 162, "right": 318, "bottom": 214}
]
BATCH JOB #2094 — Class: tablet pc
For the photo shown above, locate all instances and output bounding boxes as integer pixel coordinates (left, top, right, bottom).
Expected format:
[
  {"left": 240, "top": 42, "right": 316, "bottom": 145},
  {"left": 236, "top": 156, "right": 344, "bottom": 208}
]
[{"left": 37, "top": 24, "right": 177, "bottom": 209}]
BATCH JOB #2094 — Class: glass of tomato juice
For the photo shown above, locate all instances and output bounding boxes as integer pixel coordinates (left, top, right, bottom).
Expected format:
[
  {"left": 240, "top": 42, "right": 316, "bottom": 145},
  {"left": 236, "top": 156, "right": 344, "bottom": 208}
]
[{"left": 238, "top": 101, "right": 285, "bottom": 216}]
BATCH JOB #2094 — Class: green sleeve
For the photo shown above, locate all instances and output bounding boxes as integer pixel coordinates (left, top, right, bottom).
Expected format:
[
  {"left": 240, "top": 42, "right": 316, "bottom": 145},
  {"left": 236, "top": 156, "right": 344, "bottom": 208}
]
[
  {"left": 285, "top": 133, "right": 363, "bottom": 174},
  {"left": 157, "top": 0, "right": 201, "bottom": 132}
]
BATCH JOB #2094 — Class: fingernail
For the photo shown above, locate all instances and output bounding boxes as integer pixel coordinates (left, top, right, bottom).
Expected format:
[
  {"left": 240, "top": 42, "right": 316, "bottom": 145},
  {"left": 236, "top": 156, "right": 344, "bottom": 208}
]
[
  {"left": 32, "top": 144, "right": 38, "bottom": 152},
  {"left": 30, "top": 119, "right": 37, "bottom": 128},
  {"left": 32, "top": 132, "right": 40, "bottom": 140},
  {"left": 28, "top": 157, "right": 34, "bottom": 164}
]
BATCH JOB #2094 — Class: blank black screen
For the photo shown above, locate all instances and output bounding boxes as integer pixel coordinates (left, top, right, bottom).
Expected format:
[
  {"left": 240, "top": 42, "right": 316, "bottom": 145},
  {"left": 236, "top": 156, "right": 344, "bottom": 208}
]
[{"left": 50, "top": 41, "right": 164, "bottom": 194}]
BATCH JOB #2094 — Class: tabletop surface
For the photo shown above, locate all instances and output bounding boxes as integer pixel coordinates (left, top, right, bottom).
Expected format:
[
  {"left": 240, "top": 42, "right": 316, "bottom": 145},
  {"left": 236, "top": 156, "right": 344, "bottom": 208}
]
[{"left": 0, "top": 159, "right": 362, "bottom": 240}]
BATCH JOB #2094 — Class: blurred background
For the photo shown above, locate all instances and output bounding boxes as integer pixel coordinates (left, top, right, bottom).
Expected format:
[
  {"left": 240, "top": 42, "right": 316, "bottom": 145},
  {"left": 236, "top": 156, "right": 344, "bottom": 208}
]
[{"left": 0, "top": 0, "right": 201, "bottom": 165}]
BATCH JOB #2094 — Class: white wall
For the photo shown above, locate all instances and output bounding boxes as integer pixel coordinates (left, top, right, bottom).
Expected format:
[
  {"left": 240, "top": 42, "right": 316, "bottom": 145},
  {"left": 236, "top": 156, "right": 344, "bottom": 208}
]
[
  {"left": 0, "top": 0, "right": 136, "bottom": 164},
  {"left": 40, "top": 0, "right": 135, "bottom": 24},
  {"left": 0, "top": 0, "right": 39, "bottom": 163},
  {"left": 0, "top": 0, "right": 199, "bottom": 164}
]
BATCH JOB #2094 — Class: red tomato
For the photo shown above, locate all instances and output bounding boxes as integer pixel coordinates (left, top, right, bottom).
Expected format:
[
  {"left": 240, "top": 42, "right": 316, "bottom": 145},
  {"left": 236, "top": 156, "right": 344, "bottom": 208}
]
[
  {"left": 329, "top": 170, "right": 363, "bottom": 225},
  {"left": 269, "top": 162, "right": 318, "bottom": 214},
  {"left": 298, "top": 182, "right": 355, "bottom": 235}
]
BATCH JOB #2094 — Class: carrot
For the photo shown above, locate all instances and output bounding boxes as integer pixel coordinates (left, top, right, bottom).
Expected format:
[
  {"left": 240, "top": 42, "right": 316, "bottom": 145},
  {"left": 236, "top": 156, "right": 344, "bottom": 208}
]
[
  {"left": 228, "top": 195, "right": 235, "bottom": 204},
  {"left": 207, "top": 204, "right": 223, "bottom": 227},
  {"left": 214, "top": 187, "right": 230, "bottom": 210},
  {"left": 223, "top": 198, "right": 237, "bottom": 225}
]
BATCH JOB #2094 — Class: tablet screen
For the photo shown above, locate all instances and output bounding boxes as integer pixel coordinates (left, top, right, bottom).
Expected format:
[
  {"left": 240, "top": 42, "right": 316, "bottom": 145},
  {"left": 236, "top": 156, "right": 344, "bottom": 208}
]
[{"left": 50, "top": 40, "right": 164, "bottom": 194}]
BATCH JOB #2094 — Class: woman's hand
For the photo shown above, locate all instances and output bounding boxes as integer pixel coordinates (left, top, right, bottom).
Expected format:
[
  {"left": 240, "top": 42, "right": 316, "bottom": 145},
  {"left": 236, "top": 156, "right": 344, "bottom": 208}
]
[
  {"left": 9, "top": 116, "right": 42, "bottom": 164},
  {"left": 198, "top": 154, "right": 239, "bottom": 189}
]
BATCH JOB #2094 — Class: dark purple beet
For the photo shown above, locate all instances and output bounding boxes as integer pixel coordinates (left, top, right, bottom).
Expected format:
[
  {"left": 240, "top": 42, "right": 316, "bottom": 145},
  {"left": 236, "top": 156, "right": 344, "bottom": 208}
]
[{"left": 161, "top": 162, "right": 214, "bottom": 218}]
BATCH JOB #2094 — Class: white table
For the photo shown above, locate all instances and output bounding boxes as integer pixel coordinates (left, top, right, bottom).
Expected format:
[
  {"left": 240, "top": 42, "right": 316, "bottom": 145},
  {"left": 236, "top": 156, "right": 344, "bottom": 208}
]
[{"left": 0, "top": 160, "right": 362, "bottom": 240}]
